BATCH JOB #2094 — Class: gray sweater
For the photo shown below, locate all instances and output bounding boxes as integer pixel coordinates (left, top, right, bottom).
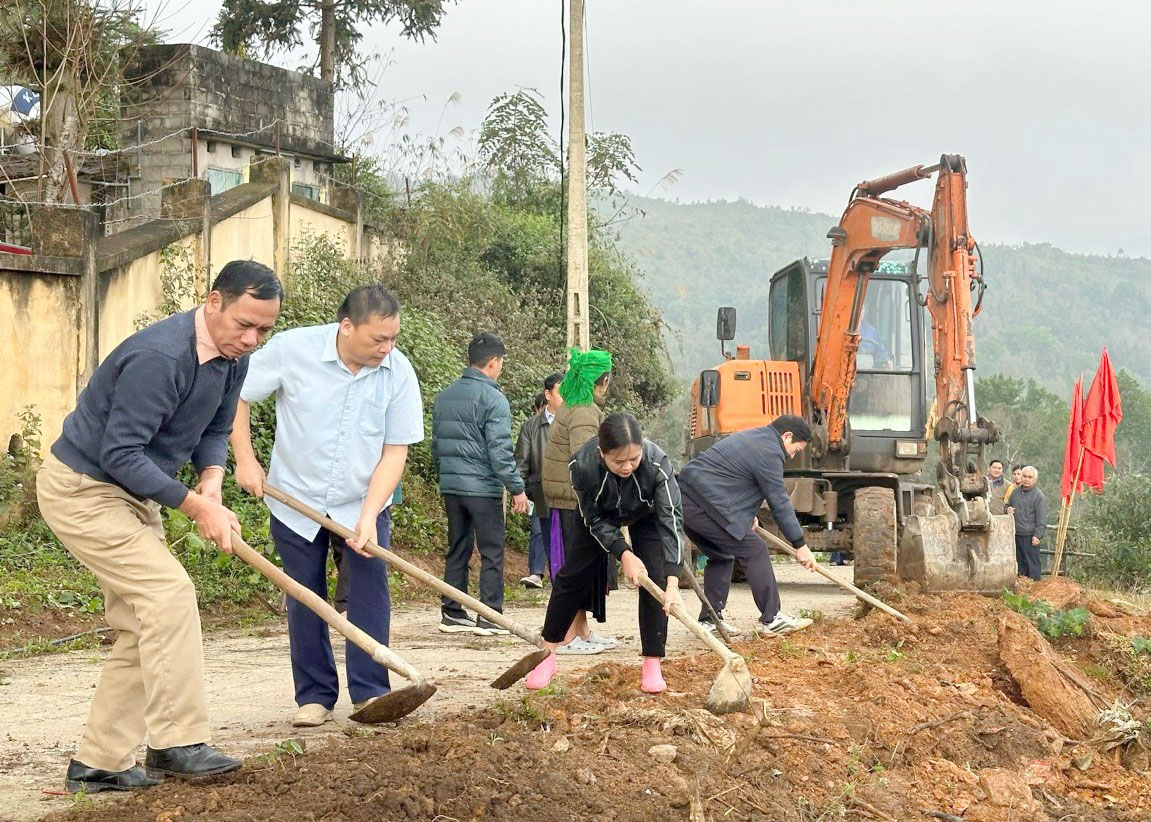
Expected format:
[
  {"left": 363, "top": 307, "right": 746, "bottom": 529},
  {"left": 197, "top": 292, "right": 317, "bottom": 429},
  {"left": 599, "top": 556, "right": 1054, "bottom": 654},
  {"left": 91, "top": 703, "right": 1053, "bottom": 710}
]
[
  {"left": 52, "top": 310, "right": 247, "bottom": 509},
  {"left": 1008, "top": 484, "right": 1048, "bottom": 542}
]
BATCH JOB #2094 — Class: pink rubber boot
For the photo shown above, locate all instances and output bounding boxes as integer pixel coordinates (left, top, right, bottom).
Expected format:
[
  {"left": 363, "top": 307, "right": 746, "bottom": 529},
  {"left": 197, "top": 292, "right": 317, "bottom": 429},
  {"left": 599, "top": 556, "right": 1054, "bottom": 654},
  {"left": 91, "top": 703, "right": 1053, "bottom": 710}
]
[
  {"left": 524, "top": 652, "right": 558, "bottom": 690},
  {"left": 640, "top": 657, "right": 666, "bottom": 694}
]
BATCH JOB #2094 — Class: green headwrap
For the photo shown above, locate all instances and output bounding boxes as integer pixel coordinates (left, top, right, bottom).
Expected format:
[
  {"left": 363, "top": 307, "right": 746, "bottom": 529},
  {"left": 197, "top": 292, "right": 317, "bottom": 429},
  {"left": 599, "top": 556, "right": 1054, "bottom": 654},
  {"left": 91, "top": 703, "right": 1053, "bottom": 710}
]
[{"left": 559, "top": 348, "right": 612, "bottom": 407}]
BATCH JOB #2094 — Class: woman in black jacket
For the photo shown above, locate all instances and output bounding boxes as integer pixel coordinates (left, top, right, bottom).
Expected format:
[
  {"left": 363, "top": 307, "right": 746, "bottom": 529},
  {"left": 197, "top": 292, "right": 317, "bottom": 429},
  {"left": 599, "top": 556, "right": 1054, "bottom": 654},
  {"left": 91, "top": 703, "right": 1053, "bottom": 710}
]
[{"left": 525, "top": 412, "right": 685, "bottom": 694}]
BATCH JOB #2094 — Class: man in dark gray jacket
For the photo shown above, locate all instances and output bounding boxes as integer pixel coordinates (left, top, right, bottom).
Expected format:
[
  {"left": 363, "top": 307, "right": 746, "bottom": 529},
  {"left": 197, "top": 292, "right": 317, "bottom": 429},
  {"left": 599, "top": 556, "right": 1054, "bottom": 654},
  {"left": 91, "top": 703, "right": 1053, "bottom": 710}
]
[
  {"left": 1007, "top": 465, "right": 1048, "bottom": 581},
  {"left": 432, "top": 332, "right": 529, "bottom": 635},
  {"left": 678, "top": 415, "right": 818, "bottom": 638},
  {"left": 514, "top": 373, "right": 563, "bottom": 588}
]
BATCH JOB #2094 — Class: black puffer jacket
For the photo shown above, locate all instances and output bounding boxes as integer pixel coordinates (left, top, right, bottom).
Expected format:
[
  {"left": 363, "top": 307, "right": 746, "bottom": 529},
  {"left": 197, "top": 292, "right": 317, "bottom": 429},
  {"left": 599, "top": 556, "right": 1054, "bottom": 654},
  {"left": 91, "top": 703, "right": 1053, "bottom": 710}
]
[{"left": 568, "top": 437, "right": 685, "bottom": 577}]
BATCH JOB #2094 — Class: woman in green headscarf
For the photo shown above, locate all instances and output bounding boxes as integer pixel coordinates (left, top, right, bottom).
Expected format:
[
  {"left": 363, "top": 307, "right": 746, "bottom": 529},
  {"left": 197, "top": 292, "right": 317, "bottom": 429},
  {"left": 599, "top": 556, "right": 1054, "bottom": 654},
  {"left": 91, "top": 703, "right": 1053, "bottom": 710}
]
[{"left": 540, "top": 348, "right": 614, "bottom": 654}]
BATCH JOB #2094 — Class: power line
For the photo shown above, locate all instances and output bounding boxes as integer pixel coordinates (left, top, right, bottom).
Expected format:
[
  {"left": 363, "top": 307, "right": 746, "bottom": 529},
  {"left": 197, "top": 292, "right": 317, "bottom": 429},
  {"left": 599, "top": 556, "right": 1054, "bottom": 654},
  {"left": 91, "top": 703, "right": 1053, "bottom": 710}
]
[{"left": 558, "top": 0, "right": 567, "bottom": 294}]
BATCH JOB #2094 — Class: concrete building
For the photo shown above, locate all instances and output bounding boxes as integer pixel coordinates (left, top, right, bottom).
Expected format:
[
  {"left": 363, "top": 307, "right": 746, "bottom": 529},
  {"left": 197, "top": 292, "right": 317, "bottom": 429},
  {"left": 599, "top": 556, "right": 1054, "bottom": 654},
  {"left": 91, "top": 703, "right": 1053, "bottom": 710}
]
[{"left": 117, "top": 44, "right": 346, "bottom": 223}]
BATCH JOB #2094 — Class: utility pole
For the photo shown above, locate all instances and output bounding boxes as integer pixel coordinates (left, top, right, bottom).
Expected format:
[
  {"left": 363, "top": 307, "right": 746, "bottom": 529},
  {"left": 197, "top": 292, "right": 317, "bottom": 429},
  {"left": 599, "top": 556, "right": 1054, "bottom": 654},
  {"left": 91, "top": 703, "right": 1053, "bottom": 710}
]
[{"left": 565, "top": 0, "right": 589, "bottom": 351}]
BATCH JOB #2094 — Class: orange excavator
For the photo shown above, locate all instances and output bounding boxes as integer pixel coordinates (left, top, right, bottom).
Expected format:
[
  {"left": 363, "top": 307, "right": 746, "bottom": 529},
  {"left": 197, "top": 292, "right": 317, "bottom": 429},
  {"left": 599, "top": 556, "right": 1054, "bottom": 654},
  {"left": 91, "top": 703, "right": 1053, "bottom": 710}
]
[{"left": 686, "top": 155, "right": 1016, "bottom": 592}]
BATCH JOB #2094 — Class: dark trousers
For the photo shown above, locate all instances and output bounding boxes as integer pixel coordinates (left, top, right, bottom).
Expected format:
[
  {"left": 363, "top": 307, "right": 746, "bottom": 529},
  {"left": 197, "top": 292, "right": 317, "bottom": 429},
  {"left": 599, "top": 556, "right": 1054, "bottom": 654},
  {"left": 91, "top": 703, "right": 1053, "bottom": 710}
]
[
  {"left": 441, "top": 494, "right": 505, "bottom": 617},
  {"left": 682, "top": 489, "right": 781, "bottom": 625},
  {"left": 541, "top": 512, "right": 669, "bottom": 657},
  {"left": 527, "top": 513, "right": 550, "bottom": 577},
  {"left": 270, "top": 511, "right": 392, "bottom": 708},
  {"left": 1016, "top": 534, "right": 1042, "bottom": 581}
]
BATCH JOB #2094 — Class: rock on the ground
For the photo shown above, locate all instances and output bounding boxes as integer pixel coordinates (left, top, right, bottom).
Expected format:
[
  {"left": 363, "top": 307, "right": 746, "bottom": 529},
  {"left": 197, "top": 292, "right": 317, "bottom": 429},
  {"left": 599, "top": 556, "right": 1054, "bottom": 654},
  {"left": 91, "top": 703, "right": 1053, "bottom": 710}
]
[
  {"left": 978, "top": 768, "right": 1040, "bottom": 809},
  {"left": 997, "top": 610, "right": 1098, "bottom": 739},
  {"left": 648, "top": 743, "right": 678, "bottom": 763},
  {"left": 552, "top": 735, "right": 571, "bottom": 753}
]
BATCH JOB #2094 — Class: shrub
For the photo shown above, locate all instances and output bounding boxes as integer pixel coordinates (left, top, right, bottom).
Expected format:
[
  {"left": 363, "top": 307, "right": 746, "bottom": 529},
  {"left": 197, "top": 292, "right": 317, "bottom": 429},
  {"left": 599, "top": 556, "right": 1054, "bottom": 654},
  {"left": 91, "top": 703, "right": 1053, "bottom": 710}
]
[{"left": 1076, "top": 472, "right": 1151, "bottom": 591}]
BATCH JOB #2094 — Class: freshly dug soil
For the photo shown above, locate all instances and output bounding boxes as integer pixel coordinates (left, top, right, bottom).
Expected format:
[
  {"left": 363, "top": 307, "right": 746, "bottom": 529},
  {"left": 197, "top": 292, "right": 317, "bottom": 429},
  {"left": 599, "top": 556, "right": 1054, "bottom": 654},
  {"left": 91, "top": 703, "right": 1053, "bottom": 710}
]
[
  {"left": 47, "top": 591, "right": 1151, "bottom": 822},
  {"left": 999, "top": 609, "right": 1100, "bottom": 739}
]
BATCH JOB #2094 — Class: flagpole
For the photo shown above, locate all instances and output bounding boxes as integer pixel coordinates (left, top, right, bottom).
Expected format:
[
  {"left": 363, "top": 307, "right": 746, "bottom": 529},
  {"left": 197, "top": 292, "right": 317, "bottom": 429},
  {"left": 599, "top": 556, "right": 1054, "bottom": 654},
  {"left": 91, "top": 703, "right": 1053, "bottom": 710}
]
[{"left": 1052, "top": 449, "right": 1085, "bottom": 577}]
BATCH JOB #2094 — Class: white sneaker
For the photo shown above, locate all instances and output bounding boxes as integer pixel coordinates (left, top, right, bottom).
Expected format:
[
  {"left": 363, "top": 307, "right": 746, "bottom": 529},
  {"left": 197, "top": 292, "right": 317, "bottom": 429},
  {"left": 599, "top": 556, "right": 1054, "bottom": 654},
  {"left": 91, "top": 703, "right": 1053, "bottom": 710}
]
[
  {"left": 585, "top": 632, "right": 618, "bottom": 649},
  {"left": 291, "top": 703, "right": 332, "bottom": 727},
  {"left": 755, "top": 613, "right": 813, "bottom": 637},
  {"left": 700, "top": 614, "right": 743, "bottom": 637},
  {"left": 555, "top": 636, "right": 604, "bottom": 655},
  {"left": 520, "top": 574, "right": 544, "bottom": 589}
]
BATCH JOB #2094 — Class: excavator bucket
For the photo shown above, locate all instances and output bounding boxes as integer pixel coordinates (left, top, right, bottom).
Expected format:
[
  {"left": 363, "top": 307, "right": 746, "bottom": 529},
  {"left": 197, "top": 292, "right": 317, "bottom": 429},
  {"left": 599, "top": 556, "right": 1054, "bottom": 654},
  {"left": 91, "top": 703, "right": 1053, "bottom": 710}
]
[{"left": 900, "top": 506, "right": 1017, "bottom": 593}]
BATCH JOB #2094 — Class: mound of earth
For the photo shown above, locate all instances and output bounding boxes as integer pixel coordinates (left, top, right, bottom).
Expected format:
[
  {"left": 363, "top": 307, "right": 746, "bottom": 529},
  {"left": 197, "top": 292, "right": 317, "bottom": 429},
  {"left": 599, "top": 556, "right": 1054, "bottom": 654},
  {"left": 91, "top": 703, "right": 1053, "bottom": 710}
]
[{"left": 49, "top": 591, "right": 1151, "bottom": 822}]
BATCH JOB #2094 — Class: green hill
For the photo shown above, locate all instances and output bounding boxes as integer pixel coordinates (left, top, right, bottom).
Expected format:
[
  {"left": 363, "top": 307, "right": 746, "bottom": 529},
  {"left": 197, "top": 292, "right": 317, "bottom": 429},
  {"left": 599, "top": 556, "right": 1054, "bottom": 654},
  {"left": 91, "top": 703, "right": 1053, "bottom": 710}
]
[{"left": 609, "top": 195, "right": 1151, "bottom": 395}]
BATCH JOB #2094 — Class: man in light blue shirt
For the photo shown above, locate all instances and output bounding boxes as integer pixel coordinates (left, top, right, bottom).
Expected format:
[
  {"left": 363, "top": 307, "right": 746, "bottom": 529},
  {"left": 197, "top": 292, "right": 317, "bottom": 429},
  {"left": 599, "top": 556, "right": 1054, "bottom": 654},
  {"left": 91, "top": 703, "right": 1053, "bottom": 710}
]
[{"left": 230, "top": 285, "right": 423, "bottom": 728}]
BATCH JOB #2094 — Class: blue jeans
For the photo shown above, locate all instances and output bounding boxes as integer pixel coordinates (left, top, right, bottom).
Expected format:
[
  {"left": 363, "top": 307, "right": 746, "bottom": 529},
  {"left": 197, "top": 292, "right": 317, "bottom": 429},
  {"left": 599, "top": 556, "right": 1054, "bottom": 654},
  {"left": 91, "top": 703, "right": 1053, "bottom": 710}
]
[
  {"left": 528, "top": 513, "right": 550, "bottom": 577},
  {"left": 270, "top": 510, "right": 392, "bottom": 708}
]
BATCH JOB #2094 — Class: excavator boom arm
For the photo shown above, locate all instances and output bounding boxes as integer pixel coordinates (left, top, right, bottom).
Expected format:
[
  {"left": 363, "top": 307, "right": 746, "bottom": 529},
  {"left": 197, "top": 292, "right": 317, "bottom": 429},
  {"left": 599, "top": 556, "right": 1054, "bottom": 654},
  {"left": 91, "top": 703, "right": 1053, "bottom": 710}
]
[{"left": 808, "top": 176, "right": 927, "bottom": 449}]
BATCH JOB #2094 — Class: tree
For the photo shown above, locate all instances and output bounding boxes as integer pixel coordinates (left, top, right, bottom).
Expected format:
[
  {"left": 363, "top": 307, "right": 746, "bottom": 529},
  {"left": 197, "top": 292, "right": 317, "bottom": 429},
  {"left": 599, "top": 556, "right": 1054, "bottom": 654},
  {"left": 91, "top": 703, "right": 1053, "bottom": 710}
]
[
  {"left": 477, "top": 89, "right": 556, "bottom": 206},
  {"left": 477, "top": 88, "right": 641, "bottom": 212},
  {"left": 0, "top": 0, "right": 157, "bottom": 203},
  {"left": 976, "top": 374, "right": 1068, "bottom": 499},
  {"left": 211, "top": 0, "right": 452, "bottom": 89}
]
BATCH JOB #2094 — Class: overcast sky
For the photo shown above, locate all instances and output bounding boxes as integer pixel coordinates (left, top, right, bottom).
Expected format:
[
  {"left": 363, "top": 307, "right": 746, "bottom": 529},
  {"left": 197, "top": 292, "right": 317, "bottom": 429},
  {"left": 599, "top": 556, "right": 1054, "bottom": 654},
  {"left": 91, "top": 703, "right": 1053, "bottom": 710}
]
[{"left": 151, "top": 0, "right": 1151, "bottom": 257}]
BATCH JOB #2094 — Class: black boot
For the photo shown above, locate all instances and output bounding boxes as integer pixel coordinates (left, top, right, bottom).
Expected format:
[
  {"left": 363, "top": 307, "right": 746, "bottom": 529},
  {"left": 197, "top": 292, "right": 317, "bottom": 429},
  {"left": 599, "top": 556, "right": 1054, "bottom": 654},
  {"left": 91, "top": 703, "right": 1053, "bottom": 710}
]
[
  {"left": 65, "top": 759, "right": 162, "bottom": 793},
  {"left": 145, "top": 743, "right": 241, "bottom": 779}
]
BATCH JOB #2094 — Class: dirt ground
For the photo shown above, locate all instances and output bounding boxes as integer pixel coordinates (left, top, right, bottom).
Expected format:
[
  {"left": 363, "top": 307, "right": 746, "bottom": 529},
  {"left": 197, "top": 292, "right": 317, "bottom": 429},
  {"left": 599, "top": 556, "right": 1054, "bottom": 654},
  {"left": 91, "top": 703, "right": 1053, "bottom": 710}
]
[{"left": 0, "top": 563, "right": 858, "bottom": 821}]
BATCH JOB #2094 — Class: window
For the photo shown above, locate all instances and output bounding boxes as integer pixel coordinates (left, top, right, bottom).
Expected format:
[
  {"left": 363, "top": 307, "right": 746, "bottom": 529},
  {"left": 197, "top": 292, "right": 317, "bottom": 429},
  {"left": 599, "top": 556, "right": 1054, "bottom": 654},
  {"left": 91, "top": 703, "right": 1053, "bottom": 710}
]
[
  {"left": 293, "top": 156, "right": 301, "bottom": 169},
  {"left": 206, "top": 167, "right": 242, "bottom": 194},
  {"left": 206, "top": 140, "right": 217, "bottom": 154},
  {"left": 849, "top": 280, "right": 916, "bottom": 432},
  {"left": 230, "top": 144, "right": 243, "bottom": 159},
  {"left": 768, "top": 263, "right": 808, "bottom": 363},
  {"left": 856, "top": 280, "right": 913, "bottom": 372},
  {"left": 291, "top": 183, "right": 319, "bottom": 201}
]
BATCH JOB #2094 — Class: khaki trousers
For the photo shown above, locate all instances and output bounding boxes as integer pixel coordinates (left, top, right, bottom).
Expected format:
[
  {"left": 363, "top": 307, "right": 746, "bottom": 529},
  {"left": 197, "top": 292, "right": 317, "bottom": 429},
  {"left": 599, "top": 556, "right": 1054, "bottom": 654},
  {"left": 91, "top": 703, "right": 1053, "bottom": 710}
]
[{"left": 36, "top": 453, "right": 210, "bottom": 772}]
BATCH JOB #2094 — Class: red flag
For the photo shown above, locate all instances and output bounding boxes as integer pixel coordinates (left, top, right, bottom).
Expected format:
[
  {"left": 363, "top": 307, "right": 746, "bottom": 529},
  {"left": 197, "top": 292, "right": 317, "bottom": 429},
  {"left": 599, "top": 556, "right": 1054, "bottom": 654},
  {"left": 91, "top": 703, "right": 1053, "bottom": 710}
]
[
  {"left": 1060, "top": 376, "right": 1104, "bottom": 497},
  {"left": 1082, "top": 348, "right": 1123, "bottom": 469},
  {"left": 1060, "top": 378, "right": 1085, "bottom": 499}
]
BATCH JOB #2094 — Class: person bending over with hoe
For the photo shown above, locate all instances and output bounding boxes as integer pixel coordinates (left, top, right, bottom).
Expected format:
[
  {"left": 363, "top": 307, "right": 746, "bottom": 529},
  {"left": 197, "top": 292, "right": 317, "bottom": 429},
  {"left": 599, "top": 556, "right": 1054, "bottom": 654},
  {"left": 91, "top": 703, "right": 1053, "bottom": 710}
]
[
  {"left": 231, "top": 285, "right": 423, "bottom": 727},
  {"left": 527, "top": 412, "right": 685, "bottom": 694},
  {"left": 37, "top": 261, "right": 282, "bottom": 792},
  {"left": 678, "top": 414, "right": 818, "bottom": 638}
]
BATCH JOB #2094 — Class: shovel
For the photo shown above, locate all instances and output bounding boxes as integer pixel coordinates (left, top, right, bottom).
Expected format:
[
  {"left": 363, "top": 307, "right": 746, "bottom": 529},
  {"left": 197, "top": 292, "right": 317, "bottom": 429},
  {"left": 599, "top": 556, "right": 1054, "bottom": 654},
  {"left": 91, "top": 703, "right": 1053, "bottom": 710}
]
[
  {"left": 262, "top": 484, "right": 551, "bottom": 689},
  {"left": 633, "top": 572, "right": 752, "bottom": 714},
  {"left": 680, "top": 549, "right": 733, "bottom": 646},
  {"left": 751, "top": 524, "right": 911, "bottom": 623},
  {"left": 228, "top": 529, "right": 437, "bottom": 723}
]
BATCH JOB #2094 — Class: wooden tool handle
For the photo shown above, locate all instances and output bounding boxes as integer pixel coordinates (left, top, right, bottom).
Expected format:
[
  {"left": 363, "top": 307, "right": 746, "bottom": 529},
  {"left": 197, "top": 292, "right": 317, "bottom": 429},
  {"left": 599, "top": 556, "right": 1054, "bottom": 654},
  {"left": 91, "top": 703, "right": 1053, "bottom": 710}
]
[
  {"left": 263, "top": 485, "right": 543, "bottom": 649},
  {"left": 634, "top": 573, "right": 738, "bottom": 663},
  {"left": 751, "top": 524, "right": 912, "bottom": 623},
  {"left": 229, "top": 531, "right": 425, "bottom": 682}
]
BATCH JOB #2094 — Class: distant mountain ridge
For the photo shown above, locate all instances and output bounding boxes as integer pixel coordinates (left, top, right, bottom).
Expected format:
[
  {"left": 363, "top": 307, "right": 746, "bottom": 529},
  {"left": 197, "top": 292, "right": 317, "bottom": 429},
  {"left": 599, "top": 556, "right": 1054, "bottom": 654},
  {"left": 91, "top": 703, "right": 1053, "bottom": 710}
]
[{"left": 607, "top": 194, "right": 1151, "bottom": 395}]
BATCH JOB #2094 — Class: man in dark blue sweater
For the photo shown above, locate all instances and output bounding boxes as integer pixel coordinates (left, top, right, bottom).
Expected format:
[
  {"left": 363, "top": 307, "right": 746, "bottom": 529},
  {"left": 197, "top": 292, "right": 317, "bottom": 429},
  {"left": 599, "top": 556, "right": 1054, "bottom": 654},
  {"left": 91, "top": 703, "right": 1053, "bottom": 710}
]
[
  {"left": 36, "top": 260, "right": 282, "bottom": 794},
  {"left": 678, "top": 415, "right": 818, "bottom": 638}
]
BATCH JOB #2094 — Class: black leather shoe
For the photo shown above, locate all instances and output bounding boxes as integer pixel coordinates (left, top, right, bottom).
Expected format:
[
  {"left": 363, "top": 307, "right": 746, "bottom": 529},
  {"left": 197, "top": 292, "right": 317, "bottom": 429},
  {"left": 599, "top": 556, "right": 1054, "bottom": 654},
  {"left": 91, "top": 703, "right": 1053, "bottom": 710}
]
[
  {"left": 65, "top": 759, "right": 162, "bottom": 793},
  {"left": 144, "top": 743, "right": 241, "bottom": 779}
]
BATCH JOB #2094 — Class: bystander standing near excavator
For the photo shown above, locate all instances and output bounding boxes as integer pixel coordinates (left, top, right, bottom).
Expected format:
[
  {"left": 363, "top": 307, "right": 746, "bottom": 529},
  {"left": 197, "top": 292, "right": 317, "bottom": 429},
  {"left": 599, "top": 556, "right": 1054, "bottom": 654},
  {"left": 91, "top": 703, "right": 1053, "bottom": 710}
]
[{"left": 1007, "top": 466, "right": 1048, "bottom": 581}]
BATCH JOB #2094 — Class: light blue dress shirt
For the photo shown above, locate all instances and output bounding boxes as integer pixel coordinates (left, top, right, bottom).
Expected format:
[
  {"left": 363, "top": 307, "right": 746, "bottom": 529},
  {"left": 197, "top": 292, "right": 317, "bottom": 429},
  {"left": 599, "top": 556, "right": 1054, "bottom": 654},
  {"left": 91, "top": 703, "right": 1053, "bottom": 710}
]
[{"left": 240, "top": 323, "right": 424, "bottom": 540}]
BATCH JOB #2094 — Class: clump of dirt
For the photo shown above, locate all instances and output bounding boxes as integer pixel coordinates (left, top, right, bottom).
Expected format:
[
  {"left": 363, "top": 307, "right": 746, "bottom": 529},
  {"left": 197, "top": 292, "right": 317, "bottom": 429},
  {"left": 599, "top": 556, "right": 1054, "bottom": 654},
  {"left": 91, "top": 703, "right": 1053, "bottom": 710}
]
[{"left": 48, "top": 591, "right": 1151, "bottom": 822}]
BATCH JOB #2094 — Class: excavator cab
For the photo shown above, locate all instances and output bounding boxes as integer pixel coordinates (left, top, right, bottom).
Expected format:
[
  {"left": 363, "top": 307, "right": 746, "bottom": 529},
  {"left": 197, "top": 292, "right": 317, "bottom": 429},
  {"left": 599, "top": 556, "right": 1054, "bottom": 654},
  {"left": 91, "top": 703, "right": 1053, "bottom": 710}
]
[{"left": 768, "top": 258, "right": 930, "bottom": 477}]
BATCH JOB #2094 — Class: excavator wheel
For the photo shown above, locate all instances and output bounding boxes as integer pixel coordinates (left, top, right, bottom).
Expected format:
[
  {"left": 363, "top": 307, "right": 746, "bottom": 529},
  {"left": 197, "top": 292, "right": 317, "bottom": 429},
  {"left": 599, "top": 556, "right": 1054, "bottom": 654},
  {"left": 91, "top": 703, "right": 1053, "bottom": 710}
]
[{"left": 852, "top": 486, "right": 897, "bottom": 587}]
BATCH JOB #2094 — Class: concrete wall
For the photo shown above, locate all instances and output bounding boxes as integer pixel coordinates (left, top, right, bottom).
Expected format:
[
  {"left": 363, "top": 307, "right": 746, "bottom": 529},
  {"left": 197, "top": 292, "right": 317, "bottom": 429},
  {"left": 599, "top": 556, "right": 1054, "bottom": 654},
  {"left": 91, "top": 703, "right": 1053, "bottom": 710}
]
[
  {"left": 0, "top": 158, "right": 370, "bottom": 448},
  {"left": 212, "top": 198, "right": 277, "bottom": 279},
  {"left": 290, "top": 199, "right": 355, "bottom": 254},
  {"left": 0, "top": 266, "right": 82, "bottom": 449}
]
